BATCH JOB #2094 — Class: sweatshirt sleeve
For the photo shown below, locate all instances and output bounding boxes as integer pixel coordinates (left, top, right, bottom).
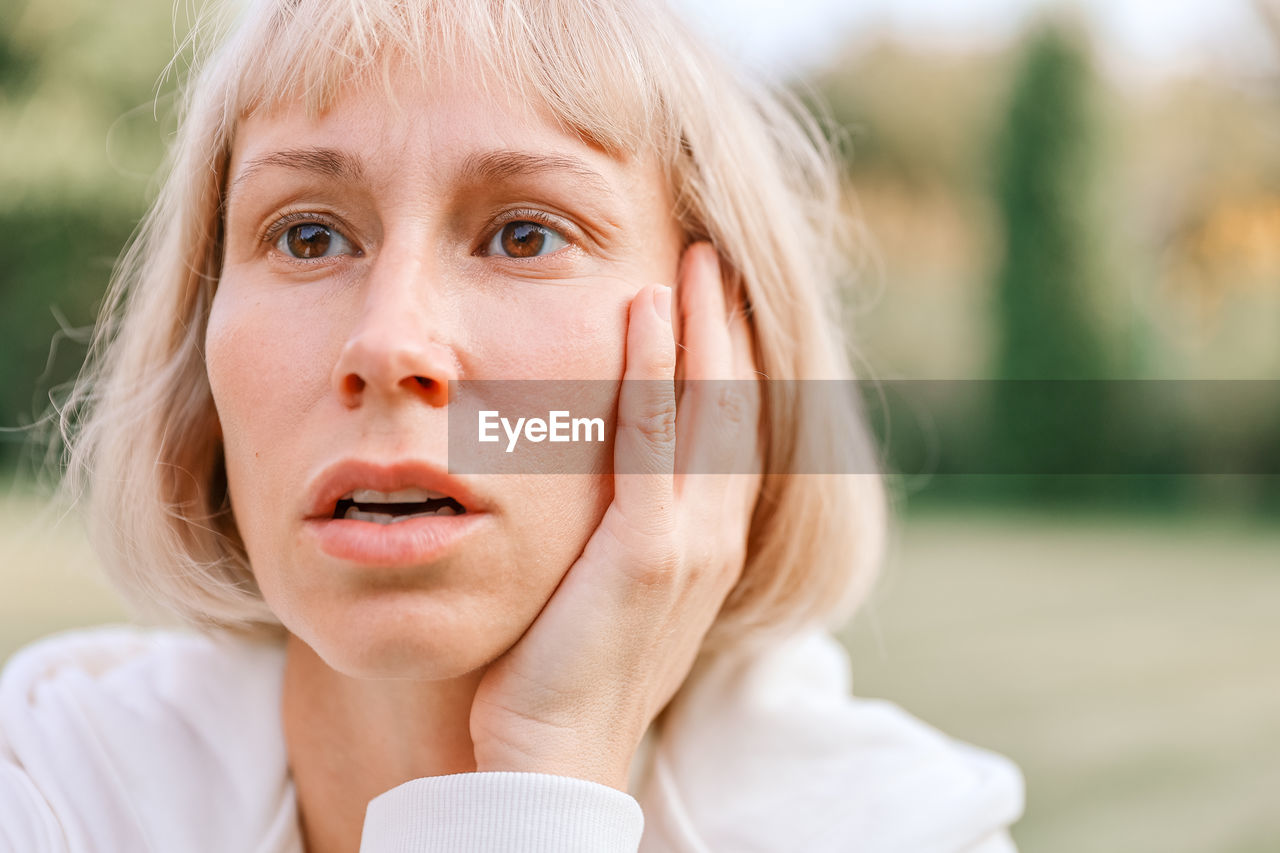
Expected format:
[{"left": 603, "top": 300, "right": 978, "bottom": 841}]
[{"left": 359, "top": 772, "right": 644, "bottom": 853}]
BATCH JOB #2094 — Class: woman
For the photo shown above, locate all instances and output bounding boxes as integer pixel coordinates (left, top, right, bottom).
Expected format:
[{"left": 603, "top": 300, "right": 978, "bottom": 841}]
[{"left": 2, "top": 0, "right": 1023, "bottom": 850}]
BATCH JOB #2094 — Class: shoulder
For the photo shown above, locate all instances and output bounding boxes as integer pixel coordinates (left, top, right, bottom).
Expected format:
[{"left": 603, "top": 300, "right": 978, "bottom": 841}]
[
  {"left": 638, "top": 630, "right": 1025, "bottom": 853},
  {"left": 0, "top": 624, "right": 287, "bottom": 761},
  {"left": 1, "top": 623, "right": 283, "bottom": 702},
  {"left": 0, "top": 625, "right": 296, "bottom": 851}
]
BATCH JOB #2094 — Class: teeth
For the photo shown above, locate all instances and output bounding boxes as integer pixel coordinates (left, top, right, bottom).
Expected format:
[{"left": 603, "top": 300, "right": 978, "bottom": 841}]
[
  {"left": 343, "top": 505, "right": 459, "bottom": 523},
  {"left": 343, "top": 487, "right": 450, "bottom": 504}
]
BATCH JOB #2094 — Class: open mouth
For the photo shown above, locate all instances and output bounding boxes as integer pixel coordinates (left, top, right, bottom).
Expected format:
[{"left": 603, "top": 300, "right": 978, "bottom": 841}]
[{"left": 332, "top": 488, "right": 467, "bottom": 523}]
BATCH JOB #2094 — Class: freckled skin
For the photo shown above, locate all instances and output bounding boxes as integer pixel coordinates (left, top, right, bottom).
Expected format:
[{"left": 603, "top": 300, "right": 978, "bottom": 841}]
[{"left": 206, "top": 60, "right": 684, "bottom": 681}]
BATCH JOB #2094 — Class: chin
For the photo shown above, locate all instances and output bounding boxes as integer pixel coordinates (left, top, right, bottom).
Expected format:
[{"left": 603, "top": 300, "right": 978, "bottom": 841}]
[{"left": 299, "top": 592, "right": 522, "bottom": 681}]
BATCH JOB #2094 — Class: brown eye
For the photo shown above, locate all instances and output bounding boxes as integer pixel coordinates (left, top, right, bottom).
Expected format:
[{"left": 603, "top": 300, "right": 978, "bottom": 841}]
[
  {"left": 488, "top": 221, "right": 567, "bottom": 259},
  {"left": 276, "top": 222, "right": 353, "bottom": 259}
]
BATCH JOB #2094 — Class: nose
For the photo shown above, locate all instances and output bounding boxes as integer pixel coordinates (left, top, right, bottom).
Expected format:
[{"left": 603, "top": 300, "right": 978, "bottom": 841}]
[{"left": 330, "top": 252, "right": 456, "bottom": 409}]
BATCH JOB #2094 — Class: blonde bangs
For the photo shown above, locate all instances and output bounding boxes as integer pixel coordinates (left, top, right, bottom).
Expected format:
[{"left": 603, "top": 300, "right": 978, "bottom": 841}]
[{"left": 208, "top": 0, "right": 682, "bottom": 162}]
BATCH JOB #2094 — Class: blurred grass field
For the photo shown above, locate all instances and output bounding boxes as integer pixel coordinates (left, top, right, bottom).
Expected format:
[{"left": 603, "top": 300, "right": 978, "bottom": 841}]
[
  {"left": 0, "top": 485, "right": 129, "bottom": 658},
  {"left": 840, "top": 505, "right": 1280, "bottom": 853},
  {"left": 2, "top": 482, "right": 1277, "bottom": 852}
]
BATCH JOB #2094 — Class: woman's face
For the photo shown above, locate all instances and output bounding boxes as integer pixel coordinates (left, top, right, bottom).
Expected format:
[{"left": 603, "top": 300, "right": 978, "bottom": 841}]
[{"left": 206, "top": 59, "right": 683, "bottom": 679}]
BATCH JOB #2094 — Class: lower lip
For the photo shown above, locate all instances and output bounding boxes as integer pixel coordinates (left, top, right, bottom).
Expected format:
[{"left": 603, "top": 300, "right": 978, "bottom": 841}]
[{"left": 304, "top": 513, "right": 484, "bottom": 567}]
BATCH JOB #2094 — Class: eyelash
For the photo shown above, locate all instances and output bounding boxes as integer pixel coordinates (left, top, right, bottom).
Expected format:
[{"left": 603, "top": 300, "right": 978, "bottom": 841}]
[{"left": 259, "top": 208, "right": 579, "bottom": 261}]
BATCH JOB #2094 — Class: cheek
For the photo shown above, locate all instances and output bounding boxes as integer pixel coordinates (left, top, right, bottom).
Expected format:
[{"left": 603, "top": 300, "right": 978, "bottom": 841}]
[
  {"left": 468, "top": 284, "right": 631, "bottom": 380},
  {"left": 497, "top": 473, "right": 612, "bottom": 615},
  {"left": 204, "top": 284, "right": 329, "bottom": 513}
]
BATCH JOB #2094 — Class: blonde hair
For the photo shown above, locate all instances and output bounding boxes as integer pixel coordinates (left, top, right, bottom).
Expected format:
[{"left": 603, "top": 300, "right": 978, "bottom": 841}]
[{"left": 61, "top": 0, "right": 886, "bottom": 656}]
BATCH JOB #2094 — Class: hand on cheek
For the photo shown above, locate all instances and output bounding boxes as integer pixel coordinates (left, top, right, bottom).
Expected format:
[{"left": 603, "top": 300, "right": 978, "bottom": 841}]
[{"left": 468, "top": 242, "right": 762, "bottom": 791}]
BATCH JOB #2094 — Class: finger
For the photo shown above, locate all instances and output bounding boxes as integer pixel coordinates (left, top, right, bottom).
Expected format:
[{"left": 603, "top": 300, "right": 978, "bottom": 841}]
[
  {"left": 676, "top": 242, "right": 734, "bottom": 382},
  {"left": 723, "top": 308, "right": 764, "bottom": 543},
  {"left": 726, "top": 308, "right": 764, "bottom": 476},
  {"left": 673, "top": 244, "right": 732, "bottom": 485},
  {"left": 610, "top": 283, "right": 677, "bottom": 536},
  {"left": 673, "top": 245, "right": 761, "bottom": 498},
  {"left": 698, "top": 314, "right": 763, "bottom": 550}
]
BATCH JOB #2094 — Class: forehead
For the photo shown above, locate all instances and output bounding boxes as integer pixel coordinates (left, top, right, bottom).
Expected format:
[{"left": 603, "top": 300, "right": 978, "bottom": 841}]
[{"left": 227, "top": 58, "right": 659, "bottom": 203}]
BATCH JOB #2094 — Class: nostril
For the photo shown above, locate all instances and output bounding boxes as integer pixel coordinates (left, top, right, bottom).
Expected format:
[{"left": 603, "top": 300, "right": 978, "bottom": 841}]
[
  {"left": 402, "top": 374, "right": 448, "bottom": 405},
  {"left": 342, "top": 375, "right": 365, "bottom": 396}
]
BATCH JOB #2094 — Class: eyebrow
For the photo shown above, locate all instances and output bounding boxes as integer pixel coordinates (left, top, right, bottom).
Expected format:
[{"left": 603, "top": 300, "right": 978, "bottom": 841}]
[
  {"left": 457, "top": 150, "right": 617, "bottom": 199},
  {"left": 227, "top": 147, "right": 365, "bottom": 201},
  {"left": 226, "top": 146, "right": 618, "bottom": 202}
]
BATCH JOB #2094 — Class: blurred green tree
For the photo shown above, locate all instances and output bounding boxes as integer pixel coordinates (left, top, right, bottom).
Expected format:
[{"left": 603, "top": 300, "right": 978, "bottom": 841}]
[
  {"left": 992, "top": 20, "right": 1110, "bottom": 381},
  {"left": 986, "top": 20, "right": 1119, "bottom": 498}
]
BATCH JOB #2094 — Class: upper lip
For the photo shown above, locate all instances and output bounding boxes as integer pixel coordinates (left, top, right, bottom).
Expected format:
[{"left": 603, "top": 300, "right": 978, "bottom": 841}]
[{"left": 304, "top": 459, "right": 482, "bottom": 519}]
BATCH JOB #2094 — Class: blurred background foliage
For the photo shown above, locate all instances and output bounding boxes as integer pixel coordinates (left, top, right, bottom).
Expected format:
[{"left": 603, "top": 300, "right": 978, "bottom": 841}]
[
  {"left": 1, "top": 0, "right": 183, "bottom": 465},
  {"left": 2, "top": 1, "right": 1279, "bottom": 851},
  {"left": 818, "top": 11, "right": 1280, "bottom": 385},
  {"left": 812, "top": 8, "right": 1280, "bottom": 511}
]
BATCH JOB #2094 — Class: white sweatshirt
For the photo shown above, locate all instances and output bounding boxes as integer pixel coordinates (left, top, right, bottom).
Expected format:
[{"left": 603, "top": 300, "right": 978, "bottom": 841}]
[{"left": 0, "top": 625, "right": 1023, "bottom": 852}]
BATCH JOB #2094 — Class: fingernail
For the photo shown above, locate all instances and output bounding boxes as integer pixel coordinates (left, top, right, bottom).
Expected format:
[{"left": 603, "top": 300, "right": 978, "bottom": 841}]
[{"left": 653, "top": 285, "right": 672, "bottom": 322}]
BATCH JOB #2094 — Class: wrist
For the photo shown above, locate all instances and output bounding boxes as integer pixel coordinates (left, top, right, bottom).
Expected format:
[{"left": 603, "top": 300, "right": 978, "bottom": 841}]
[{"left": 473, "top": 749, "right": 632, "bottom": 792}]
